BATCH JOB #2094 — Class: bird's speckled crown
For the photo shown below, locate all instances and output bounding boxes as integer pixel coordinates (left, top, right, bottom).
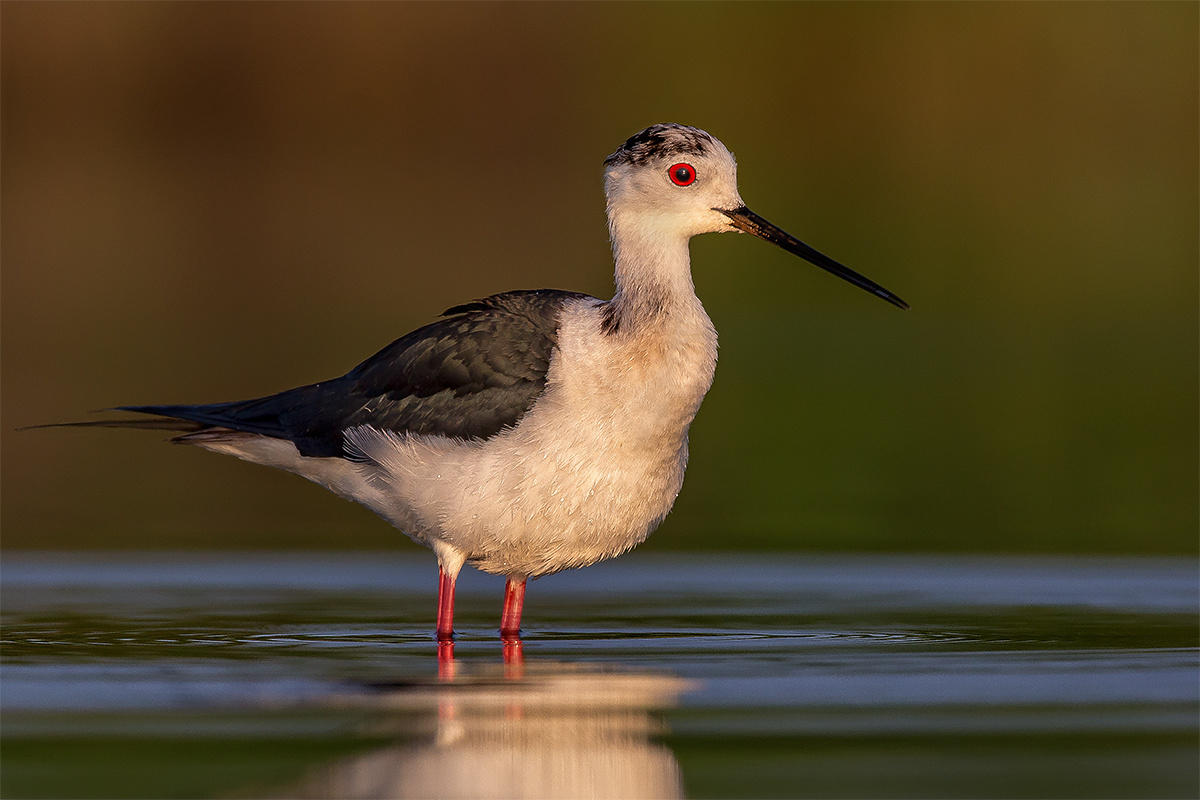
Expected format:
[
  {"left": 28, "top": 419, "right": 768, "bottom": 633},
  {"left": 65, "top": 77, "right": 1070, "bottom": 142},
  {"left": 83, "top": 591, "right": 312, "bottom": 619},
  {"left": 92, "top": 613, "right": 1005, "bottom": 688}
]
[{"left": 604, "top": 123, "right": 720, "bottom": 168}]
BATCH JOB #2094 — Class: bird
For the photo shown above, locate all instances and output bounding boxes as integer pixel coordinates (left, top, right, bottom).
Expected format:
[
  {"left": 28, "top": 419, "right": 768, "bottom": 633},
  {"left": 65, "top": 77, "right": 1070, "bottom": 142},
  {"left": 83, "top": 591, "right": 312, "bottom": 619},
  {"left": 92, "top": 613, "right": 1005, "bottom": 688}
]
[{"left": 45, "top": 124, "right": 907, "bottom": 643}]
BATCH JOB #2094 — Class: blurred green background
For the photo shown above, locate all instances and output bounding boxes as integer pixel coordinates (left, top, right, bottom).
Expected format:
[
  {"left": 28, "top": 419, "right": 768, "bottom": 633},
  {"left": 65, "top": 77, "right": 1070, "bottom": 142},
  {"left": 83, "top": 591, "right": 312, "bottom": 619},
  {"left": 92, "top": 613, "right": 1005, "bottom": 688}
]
[{"left": 3, "top": 2, "right": 1196, "bottom": 554}]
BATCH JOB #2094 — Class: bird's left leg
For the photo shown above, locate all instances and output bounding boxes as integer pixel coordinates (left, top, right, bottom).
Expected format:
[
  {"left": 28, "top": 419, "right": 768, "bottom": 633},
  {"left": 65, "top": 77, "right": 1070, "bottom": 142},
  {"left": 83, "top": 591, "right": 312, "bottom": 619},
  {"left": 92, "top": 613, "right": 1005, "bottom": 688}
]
[
  {"left": 436, "top": 566, "right": 456, "bottom": 642},
  {"left": 500, "top": 576, "right": 527, "bottom": 639}
]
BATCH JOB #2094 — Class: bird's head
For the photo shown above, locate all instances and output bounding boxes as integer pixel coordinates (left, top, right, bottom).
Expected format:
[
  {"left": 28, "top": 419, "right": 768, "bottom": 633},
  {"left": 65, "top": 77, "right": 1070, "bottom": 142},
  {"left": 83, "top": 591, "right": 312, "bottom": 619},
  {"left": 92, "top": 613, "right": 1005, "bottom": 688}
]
[
  {"left": 604, "top": 123, "right": 742, "bottom": 238},
  {"left": 604, "top": 123, "right": 908, "bottom": 310}
]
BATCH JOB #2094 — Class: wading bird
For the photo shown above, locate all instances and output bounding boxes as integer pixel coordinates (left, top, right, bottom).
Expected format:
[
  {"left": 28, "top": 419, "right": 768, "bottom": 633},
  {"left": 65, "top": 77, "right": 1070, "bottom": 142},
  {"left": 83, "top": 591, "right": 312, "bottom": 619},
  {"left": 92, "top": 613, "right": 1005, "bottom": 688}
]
[{"left": 52, "top": 124, "right": 906, "bottom": 643}]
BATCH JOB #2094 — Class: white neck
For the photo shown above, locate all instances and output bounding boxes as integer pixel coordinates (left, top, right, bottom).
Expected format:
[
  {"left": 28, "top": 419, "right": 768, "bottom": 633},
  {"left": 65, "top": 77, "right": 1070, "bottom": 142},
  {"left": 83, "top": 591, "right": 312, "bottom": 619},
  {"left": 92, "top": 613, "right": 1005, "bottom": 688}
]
[{"left": 604, "top": 208, "right": 701, "bottom": 333}]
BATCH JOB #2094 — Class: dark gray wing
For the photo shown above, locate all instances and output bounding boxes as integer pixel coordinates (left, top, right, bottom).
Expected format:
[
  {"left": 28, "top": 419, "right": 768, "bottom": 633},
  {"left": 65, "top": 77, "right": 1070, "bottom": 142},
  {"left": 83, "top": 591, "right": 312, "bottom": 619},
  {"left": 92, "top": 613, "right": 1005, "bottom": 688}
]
[{"left": 120, "top": 289, "right": 593, "bottom": 457}]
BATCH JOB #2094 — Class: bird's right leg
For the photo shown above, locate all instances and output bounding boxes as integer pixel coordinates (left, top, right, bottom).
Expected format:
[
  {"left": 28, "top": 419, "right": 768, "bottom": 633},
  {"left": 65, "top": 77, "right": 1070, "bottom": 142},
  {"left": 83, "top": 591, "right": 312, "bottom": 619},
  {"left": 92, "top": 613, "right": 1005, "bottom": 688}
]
[
  {"left": 434, "top": 544, "right": 465, "bottom": 642},
  {"left": 432, "top": 543, "right": 466, "bottom": 643}
]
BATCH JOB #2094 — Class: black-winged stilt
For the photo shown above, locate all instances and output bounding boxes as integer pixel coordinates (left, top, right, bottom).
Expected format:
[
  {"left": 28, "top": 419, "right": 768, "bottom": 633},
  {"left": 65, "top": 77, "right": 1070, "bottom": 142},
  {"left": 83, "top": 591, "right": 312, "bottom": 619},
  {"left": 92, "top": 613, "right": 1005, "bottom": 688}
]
[{"left": 49, "top": 124, "right": 907, "bottom": 643}]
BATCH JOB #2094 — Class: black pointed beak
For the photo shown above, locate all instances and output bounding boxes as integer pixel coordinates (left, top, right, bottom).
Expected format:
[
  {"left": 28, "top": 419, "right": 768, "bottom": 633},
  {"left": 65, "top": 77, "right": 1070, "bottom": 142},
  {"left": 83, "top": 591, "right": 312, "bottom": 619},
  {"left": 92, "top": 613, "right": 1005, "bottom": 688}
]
[{"left": 718, "top": 206, "right": 908, "bottom": 310}]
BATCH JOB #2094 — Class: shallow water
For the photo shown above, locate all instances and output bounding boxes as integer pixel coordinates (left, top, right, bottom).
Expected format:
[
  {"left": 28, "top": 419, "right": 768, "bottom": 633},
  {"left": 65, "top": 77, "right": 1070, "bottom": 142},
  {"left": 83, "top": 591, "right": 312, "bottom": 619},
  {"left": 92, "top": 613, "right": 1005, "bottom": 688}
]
[{"left": 2, "top": 551, "right": 1197, "bottom": 799}]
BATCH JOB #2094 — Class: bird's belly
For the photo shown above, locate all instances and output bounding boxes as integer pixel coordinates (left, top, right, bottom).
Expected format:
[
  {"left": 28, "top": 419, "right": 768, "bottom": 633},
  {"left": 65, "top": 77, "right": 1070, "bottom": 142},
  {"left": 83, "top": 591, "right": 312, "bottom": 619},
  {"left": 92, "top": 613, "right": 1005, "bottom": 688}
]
[
  {"left": 453, "top": 416, "right": 690, "bottom": 576},
  {"left": 341, "top": 388, "right": 695, "bottom": 577},
  {"left": 443, "top": 327, "right": 714, "bottom": 576}
]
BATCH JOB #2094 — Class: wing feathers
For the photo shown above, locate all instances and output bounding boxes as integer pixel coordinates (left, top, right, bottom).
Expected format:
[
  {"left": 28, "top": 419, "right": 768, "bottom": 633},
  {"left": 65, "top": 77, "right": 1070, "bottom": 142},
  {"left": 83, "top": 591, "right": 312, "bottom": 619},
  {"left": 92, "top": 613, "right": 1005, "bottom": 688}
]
[{"left": 96, "top": 289, "right": 591, "bottom": 458}]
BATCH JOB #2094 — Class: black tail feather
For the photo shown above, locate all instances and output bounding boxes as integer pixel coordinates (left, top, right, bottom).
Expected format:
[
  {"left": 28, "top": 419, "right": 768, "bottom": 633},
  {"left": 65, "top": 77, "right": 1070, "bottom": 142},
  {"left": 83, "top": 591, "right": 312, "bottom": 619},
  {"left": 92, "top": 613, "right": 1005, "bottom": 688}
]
[
  {"left": 116, "top": 402, "right": 289, "bottom": 439},
  {"left": 19, "top": 417, "right": 207, "bottom": 433},
  {"left": 23, "top": 400, "right": 292, "bottom": 444}
]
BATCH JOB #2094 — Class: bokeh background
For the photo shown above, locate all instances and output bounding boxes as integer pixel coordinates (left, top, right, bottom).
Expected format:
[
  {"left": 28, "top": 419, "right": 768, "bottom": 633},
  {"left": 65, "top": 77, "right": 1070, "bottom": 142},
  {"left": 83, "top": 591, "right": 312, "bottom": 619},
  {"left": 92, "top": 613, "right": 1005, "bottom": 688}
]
[{"left": 3, "top": 2, "right": 1196, "bottom": 554}]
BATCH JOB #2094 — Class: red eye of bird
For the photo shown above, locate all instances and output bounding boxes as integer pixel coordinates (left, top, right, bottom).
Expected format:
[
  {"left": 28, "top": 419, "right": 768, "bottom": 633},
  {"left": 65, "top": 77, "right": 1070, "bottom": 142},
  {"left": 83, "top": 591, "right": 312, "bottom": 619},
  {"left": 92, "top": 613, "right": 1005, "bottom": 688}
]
[{"left": 668, "top": 163, "right": 696, "bottom": 186}]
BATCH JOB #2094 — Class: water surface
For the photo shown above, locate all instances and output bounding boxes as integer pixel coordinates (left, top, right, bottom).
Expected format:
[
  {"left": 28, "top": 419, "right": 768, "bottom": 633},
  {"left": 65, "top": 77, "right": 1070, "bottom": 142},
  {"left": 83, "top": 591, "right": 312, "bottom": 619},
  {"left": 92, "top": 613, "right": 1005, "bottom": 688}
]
[{"left": 2, "top": 552, "right": 1196, "bottom": 798}]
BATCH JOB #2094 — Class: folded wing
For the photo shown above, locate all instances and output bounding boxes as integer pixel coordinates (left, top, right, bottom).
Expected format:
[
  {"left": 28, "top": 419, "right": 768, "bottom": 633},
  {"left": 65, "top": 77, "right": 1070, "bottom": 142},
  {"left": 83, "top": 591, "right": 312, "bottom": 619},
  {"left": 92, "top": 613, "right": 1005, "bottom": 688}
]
[{"left": 121, "top": 289, "right": 591, "bottom": 457}]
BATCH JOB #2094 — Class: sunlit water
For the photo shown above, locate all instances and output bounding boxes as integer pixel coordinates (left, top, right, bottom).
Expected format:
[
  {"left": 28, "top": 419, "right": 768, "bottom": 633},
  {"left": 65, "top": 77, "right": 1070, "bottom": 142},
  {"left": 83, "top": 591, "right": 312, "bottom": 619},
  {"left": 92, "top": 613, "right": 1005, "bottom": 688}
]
[{"left": 2, "top": 551, "right": 1197, "bottom": 798}]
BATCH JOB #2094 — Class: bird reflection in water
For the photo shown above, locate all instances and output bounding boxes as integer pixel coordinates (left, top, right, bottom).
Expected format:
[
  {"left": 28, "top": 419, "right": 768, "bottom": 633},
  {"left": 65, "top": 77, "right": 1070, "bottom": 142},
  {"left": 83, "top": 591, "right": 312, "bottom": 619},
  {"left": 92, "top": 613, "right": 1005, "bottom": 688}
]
[{"left": 274, "top": 638, "right": 691, "bottom": 799}]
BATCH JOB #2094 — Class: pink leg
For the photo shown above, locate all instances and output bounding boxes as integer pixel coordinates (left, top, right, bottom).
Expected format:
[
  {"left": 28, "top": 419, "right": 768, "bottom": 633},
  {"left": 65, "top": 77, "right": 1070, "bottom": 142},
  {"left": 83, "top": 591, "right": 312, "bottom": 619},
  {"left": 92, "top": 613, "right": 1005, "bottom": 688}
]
[
  {"left": 436, "top": 567, "right": 456, "bottom": 641},
  {"left": 500, "top": 577, "right": 526, "bottom": 639}
]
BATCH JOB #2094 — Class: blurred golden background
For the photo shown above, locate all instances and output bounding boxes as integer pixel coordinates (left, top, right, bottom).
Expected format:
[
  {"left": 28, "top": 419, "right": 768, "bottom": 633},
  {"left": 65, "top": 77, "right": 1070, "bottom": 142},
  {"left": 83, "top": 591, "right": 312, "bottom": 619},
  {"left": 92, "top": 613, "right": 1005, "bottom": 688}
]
[{"left": 3, "top": 2, "right": 1196, "bottom": 552}]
